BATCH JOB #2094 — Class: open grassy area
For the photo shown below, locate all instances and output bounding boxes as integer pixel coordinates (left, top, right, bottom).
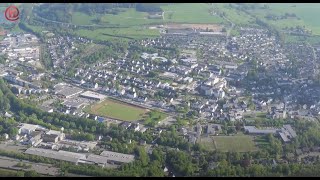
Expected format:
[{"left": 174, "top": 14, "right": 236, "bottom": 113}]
[
  {"left": 101, "top": 9, "right": 159, "bottom": 26},
  {"left": 84, "top": 98, "right": 148, "bottom": 121},
  {"left": 0, "top": 168, "right": 23, "bottom": 177},
  {"left": 284, "top": 34, "right": 320, "bottom": 45},
  {"left": 198, "top": 137, "right": 216, "bottom": 151},
  {"left": 215, "top": 3, "right": 254, "bottom": 25},
  {"left": 70, "top": 4, "right": 224, "bottom": 41},
  {"left": 161, "top": 3, "right": 224, "bottom": 24},
  {"left": 143, "top": 110, "right": 167, "bottom": 126},
  {"left": 72, "top": 12, "right": 97, "bottom": 26},
  {"left": 245, "top": 3, "right": 320, "bottom": 36},
  {"left": 253, "top": 135, "right": 271, "bottom": 149},
  {"left": 213, "top": 134, "right": 258, "bottom": 152},
  {"left": 74, "top": 26, "right": 160, "bottom": 42}
]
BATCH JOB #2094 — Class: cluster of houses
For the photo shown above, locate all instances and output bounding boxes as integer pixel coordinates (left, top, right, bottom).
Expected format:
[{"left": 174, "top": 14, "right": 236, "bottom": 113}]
[{"left": 46, "top": 34, "right": 92, "bottom": 69}]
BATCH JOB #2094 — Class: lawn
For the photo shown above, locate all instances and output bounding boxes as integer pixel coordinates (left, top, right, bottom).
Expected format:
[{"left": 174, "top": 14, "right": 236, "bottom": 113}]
[
  {"left": 213, "top": 134, "right": 258, "bottom": 152},
  {"left": 84, "top": 98, "right": 148, "bottom": 121}
]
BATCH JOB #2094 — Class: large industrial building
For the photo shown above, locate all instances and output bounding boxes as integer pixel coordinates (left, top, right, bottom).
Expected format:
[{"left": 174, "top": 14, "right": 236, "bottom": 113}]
[
  {"left": 80, "top": 91, "right": 106, "bottom": 101},
  {"left": 24, "top": 148, "right": 135, "bottom": 166},
  {"left": 54, "top": 84, "right": 83, "bottom": 98},
  {"left": 100, "top": 150, "right": 135, "bottom": 165},
  {"left": 24, "top": 148, "right": 86, "bottom": 165}
]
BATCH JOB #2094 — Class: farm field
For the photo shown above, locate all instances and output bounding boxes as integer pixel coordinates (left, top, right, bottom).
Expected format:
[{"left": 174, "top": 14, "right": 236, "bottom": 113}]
[
  {"left": 161, "top": 3, "right": 224, "bottom": 24},
  {"left": 284, "top": 34, "right": 320, "bottom": 45},
  {"left": 212, "top": 134, "right": 258, "bottom": 152},
  {"left": 84, "top": 98, "right": 148, "bottom": 121},
  {"left": 23, "top": 3, "right": 229, "bottom": 42},
  {"left": 214, "top": 3, "right": 254, "bottom": 25},
  {"left": 246, "top": 3, "right": 320, "bottom": 36},
  {"left": 71, "top": 9, "right": 160, "bottom": 27},
  {"left": 74, "top": 26, "right": 160, "bottom": 42}
]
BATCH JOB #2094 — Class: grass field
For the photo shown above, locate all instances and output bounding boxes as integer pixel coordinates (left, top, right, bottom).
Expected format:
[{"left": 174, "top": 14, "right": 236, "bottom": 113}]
[
  {"left": 161, "top": 3, "right": 224, "bottom": 24},
  {"left": 84, "top": 98, "right": 148, "bottom": 121},
  {"left": 215, "top": 3, "right": 254, "bottom": 25},
  {"left": 212, "top": 134, "right": 258, "bottom": 152},
  {"left": 246, "top": 3, "right": 320, "bottom": 36},
  {"left": 198, "top": 137, "right": 216, "bottom": 151},
  {"left": 284, "top": 34, "right": 320, "bottom": 45},
  {"left": 253, "top": 135, "right": 271, "bottom": 149},
  {"left": 70, "top": 4, "right": 224, "bottom": 41},
  {"left": 0, "top": 168, "right": 23, "bottom": 177},
  {"left": 22, "top": 3, "right": 228, "bottom": 42},
  {"left": 74, "top": 26, "right": 160, "bottom": 42},
  {"left": 143, "top": 110, "right": 168, "bottom": 126}
]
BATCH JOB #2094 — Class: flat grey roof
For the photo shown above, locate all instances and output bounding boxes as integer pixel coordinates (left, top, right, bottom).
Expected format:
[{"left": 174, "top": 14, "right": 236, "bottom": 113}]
[
  {"left": 86, "top": 154, "right": 109, "bottom": 164},
  {"left": 244, "top": 126, "right": 279, "bottom": 134},
  {"left": 24, "top": 148, "right": 86, "bottom": 163},
  {"left": 279, "top": 132, "right": 290, "bottom": 142},
  {"left": 100, "top": 150, "right": 135, "bottom": 163},
  {"left": 283, "top": 124, "right": 297, "bottom": 138},
  {"left": 80, "top": 91, "right": 106, "bottom": 100},
  {"left": 58, "top": 140, "right": 97, "bottom": 149},
  {"left": 55, "top": 85, "right": 83, "bottom": 98},
  {"left": 62, "top": 98, "right": 87, "bottom": 108},
  {"left": 19, "top": 123, "right": 46, "bottom": 131},
  {"left": 46, "top": 130, "right": 63, "bottom": 136}
]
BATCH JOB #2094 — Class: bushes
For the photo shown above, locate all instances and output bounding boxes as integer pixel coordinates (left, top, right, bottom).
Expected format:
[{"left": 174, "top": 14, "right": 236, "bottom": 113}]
[{"left": 136, "top": 3, "right": 163, "bottom": 12}]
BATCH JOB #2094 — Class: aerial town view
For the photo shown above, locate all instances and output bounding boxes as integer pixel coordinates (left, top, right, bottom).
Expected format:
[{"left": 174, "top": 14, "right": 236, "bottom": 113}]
[{"left": 1, "top": 3, "right": 320, "bottom": 177}]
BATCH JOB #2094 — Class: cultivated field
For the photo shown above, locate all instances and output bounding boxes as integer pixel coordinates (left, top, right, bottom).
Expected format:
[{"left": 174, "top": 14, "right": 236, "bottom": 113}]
[
  {"left": 84, "top": 98, "right": 148, "bottom": 121},
  {"left": 161, "top": 3, "right": 224, "bottom": 24},
  {"left": 212, "top": 135, "right": 258, "bottom": 152},
  {"left": 214, "top": 3, "right": 254, "bottom": 25},
  {"left": 246, "top": 3, "right": 320, "bottom": 36}
]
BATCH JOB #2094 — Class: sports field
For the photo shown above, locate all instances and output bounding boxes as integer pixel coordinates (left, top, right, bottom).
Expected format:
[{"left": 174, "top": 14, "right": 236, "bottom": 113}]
[
  {"left": 212, "top": 135, "right": 258, "bottom": 152},
  {"left": 84, "top": 98, "right": 148, "bottom": 121}
]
